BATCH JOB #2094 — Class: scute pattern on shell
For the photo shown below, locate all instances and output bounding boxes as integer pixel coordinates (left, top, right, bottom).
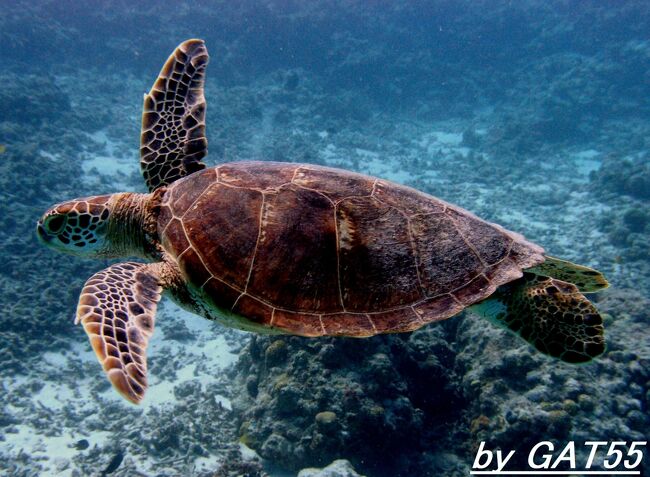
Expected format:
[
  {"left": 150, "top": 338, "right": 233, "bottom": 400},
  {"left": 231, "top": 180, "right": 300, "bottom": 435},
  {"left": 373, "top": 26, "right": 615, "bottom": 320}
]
[{"left": 158, "top": 162, "right": 545, "bottom": 336}]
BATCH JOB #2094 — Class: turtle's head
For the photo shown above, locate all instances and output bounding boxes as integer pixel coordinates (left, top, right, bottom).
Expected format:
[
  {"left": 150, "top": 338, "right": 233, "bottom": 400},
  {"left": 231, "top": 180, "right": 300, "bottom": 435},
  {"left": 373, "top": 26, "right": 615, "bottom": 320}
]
[{"left": 37, "top": 195, "right": 113, "bottom": 256}]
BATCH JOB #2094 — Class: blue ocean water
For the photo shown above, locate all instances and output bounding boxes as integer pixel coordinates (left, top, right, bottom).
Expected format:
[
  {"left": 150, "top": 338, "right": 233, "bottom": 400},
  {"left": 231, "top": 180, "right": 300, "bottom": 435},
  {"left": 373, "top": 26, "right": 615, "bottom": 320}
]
[{"left": 0, "top": 1, "right": 648, "bottom": 476}]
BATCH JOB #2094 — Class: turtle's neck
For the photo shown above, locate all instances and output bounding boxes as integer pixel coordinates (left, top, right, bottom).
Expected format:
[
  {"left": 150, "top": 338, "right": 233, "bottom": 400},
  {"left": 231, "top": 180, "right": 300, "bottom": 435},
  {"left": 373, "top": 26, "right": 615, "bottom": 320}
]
[{"left": 106, "top": 192, "right": 161, "bottom": 259}]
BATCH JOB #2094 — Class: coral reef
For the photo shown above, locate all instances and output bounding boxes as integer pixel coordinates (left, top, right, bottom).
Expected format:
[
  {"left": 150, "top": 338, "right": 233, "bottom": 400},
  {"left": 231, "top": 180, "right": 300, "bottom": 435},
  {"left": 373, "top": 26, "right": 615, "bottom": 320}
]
[
  {"left": 455, "top": 287, "right": 649, "bottom": 473},
  {"left": 590, "top": 153, "right": 650, "bottom": 285},
  {"left": 591, "top": 154, "right": 650, "bottom": 201},
  {"left": 0, "top": 75, "right": 71, "bottom": 126},
  {"left": 230, "top": 327, "right": 464, "bottom": 474},
  {"left": 230, "top": 289, "right": 649, "bottom": 475}
]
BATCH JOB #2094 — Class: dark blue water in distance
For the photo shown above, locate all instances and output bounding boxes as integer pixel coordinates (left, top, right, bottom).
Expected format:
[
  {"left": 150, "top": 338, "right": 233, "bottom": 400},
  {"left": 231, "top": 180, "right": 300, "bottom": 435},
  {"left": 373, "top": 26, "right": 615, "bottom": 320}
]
[{"left": 0, "top": 1, "right": 648, "bottom": 476}]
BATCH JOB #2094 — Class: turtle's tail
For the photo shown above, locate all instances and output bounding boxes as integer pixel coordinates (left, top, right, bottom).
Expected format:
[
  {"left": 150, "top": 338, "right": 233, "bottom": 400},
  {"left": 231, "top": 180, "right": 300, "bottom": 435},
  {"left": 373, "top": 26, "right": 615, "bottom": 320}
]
[{"left": 471, "top": 272, "right": 605, "bottom": 363}]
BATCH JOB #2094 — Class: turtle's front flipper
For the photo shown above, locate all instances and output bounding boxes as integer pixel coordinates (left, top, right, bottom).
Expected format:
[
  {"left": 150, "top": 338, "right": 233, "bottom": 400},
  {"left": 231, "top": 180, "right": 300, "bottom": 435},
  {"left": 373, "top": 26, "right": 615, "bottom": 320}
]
[
  {"left": 472, "top": 273, "right": 605, "bottom": 363},
  {"left": 76, "top": 262, "right": 162, "bottom": 404},
  {"left": 140, "top": 39, "right": 209, "bottom": 192}
]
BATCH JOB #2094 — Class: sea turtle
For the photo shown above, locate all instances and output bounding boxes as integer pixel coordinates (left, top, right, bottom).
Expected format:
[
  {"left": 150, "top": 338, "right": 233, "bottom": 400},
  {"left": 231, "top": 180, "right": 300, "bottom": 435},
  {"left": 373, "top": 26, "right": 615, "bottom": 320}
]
[{"left": 37, "top": 39, "right": 609, "bottom": 404}]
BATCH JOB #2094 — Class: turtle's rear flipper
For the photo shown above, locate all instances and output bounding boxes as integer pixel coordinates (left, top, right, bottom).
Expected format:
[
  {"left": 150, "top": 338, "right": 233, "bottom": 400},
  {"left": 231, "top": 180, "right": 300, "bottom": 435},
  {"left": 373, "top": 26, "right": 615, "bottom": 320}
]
[
  {"left": 76, "top": 262, "right": 162, "bottom": 404},
  {"left": 528, "top": 255, "right": 609, "bottom": 293},
  {"left": 472, "top": 273, "right": 605, "bottom": 363}
]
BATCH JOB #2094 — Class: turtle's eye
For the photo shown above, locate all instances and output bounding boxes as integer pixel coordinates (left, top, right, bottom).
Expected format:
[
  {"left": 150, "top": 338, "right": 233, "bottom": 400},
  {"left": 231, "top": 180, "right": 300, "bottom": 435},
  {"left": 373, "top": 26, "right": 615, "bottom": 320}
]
[{"left": 44, "top": 214, "right": 67, "bottom": 234}]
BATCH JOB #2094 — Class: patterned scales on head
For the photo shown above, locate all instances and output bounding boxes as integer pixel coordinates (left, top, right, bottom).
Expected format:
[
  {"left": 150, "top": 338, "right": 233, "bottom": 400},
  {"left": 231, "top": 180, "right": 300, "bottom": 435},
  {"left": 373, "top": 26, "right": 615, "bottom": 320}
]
[
  {"left": 158, "top": 162, "right": 543, "bottom": 337},
  {"left": 36, "top": 38, "right": 609, "bottom": 405}
]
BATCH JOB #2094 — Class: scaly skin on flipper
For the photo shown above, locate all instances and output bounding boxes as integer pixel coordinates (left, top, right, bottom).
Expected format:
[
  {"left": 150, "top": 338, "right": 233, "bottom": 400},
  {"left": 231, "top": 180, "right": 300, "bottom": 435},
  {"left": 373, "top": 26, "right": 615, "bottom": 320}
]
[
  {"left": 475, "top": 272, "right": 605, "bottom": 363},
  {"left": 528, "top": 255, "right": 609, "bottom": 293},
  {"left": 76, "top": 262, "right": 162, "bottom": 404},
  {"left": 140, "top": 39, "right": 209, "bottom": 192}
]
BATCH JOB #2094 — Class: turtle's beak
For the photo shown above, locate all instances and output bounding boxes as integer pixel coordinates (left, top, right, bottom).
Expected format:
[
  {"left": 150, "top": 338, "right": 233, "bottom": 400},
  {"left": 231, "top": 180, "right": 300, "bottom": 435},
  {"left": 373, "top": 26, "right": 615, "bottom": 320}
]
[{"left": 36, "top": 221, "right": 52, "bottom": 243}]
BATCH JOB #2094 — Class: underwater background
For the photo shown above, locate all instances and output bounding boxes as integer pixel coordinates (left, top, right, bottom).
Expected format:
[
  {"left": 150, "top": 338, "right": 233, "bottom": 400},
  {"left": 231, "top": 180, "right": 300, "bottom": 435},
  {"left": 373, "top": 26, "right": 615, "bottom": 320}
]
[{"left": 1, "top": 1, "right": 649, "bottom": 476}]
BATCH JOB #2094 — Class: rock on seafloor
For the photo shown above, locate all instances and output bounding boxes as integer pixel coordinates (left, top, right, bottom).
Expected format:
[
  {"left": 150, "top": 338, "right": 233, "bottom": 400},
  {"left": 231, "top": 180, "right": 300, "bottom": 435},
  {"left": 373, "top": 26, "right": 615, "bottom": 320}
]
[{"left": 298, "top": 459, "right": 366, "bottom": 477}]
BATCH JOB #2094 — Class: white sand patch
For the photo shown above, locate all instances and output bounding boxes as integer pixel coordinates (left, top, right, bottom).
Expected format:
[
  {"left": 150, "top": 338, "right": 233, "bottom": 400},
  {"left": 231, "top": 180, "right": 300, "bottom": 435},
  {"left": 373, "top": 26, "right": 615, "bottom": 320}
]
[
  {"left": 81, "top": 130, "right": 137, "bottom": 190},
  {"left": 573, "top": 149, "right": 601, "bottom": 178},
  {"left": 40, "top": 151, "right": 63, "bottom": 162},
  {"left": 354, "top": 147, "right": 379, "bottom": 159},
  {"left": 240, "top": 442, "right": 261, "bottom": 460},
  {"left": 249, "top": 108, "right": 276, "bottom": 157},
  {"left": 144, "top": 375, "right": 186, "bottom": 406},
  {"left": 41, "top": 350, "right": 71, "bottom": 367},
  {"left": 1, "top": 298, "right": 241, "bottom": 476},
  {"left": 8, "top": 425, "right": 77, "bottom": 476},
  {"left": 159, "top": 303, "right": 240, "bottom": 368},
  {"left": 33, "top": 381, "right": 76, "bottom": 410},
  {"left": 358, "top": 156, "right": 413, "bottom": 183},
  {"left": 430, "top": 131, "right": 463, "bottom": 145},
  {"left": 131, "top": 302, "right": 240, "bottom": 407},
  {"left": 3, "top": 366, "right": 114, "bottom": 477},
  {"left": 574, "top": 149, "right": 600, "bottom": 160},
  {"left": 194, "top": 454, "right": 225, "bottom": 474},
  {"left": 201, "top": 336, "right": 240, "bottom": 368},
  {"left": 498, "top": 209, "right": 552, "bottom": 232},
  {"left": 320, "top": 143, "right": 340, "bottom": 162},
  {"left": 417, "top": 130, "right": 470, "bottom": 158},
  {"left": 568, "top": 191, "right": 609, "bottom": 214},
  {"left": 82, "top": 155, "right": 133, "bottom": 177},
  {"left": 522, "top": 183, "right": 553, "bottom": 193}
]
